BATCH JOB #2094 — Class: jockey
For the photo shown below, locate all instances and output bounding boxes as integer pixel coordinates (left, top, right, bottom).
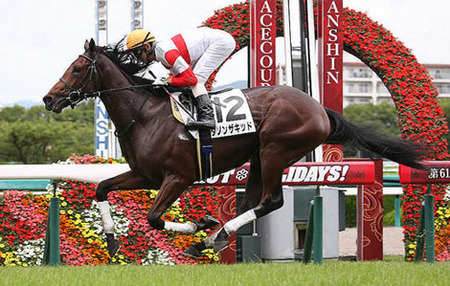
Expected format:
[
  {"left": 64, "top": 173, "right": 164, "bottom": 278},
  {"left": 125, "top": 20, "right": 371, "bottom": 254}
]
[{"left": 126, "top": 27, "right": 236, "bottom": 130}]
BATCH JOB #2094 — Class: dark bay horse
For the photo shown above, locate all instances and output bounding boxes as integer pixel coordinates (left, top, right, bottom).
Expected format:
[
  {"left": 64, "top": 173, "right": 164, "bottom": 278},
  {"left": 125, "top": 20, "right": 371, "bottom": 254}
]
[{"left": 43, "top": 39, "right": 424, "bottom": 258}]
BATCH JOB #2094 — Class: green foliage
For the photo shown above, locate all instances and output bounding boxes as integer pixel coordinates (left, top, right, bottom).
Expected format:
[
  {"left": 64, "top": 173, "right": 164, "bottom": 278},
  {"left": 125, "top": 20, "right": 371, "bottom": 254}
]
[
  {"left": 0, "top": 100, "right": 94, "bottom": 163},
  {"left": 343, "top": 102, "right": 400, "bottom": 157},
  {"left": 345, "top": 195, "right": 397, "bottom": 227}
]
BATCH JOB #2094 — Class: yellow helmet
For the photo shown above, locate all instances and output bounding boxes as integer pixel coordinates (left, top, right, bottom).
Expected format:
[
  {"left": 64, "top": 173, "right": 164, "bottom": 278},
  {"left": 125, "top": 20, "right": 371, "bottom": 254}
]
[{"left": 126, "top": 29, "right": 156, "bottom": 50}]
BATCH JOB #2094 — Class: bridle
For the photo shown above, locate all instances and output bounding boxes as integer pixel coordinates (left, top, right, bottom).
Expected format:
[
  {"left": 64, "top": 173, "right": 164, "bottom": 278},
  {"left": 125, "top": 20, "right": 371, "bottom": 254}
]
[
  {"left": 59, "top": 54, "right": 100, "bottom": 108},
  {"left": 57, "top": 52, "right": 161, "bottom": 137},
  {"left": 58, "top": 53, "right": 155, "bottom": 109},
  {"left": 56, "top": 51, "right": 193, "bottom": 137}
]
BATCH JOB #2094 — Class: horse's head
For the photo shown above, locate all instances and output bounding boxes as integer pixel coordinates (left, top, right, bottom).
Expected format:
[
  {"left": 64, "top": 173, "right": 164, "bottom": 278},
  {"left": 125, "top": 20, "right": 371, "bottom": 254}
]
[{"left": 43, "top": 39, "right": 101, "bottom": 113}]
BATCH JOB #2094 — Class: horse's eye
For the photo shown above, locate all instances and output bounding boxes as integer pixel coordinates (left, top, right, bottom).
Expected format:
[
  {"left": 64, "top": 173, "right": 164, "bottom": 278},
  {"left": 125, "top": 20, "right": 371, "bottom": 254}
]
[{"left": 73, "top": 66, "right": 82, "bottom": 73}]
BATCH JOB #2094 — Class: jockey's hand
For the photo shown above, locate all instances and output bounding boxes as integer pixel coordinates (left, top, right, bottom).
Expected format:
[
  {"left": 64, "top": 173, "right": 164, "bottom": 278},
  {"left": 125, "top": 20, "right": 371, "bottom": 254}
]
[{"left": 153, "top": 77, "right": 168, "bottom": 86}]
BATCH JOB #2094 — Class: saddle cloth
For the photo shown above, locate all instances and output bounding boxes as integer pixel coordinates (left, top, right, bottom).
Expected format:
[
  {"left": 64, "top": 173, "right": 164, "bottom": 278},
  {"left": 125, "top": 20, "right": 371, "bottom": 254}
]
[{"left": 170, "top": 88, "right": 256, "bottom": 140}]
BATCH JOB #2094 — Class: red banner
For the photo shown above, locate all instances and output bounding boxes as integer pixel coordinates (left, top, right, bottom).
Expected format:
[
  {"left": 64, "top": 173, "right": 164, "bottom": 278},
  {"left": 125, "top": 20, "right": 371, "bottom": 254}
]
[
  {"left": 318, "top": 0, "right": 344, "bottom": 162},
  {"left": 399, "top": 161, "right": 450, "bottom": 184},
  {"left": 357, "top": 160, "right": 383, "bottom": 261},
  {"left": 196, "top": 161, "right": 375, "bottom": 186},
  {"left": 250, "top": 0, "right": 277, "bottom": 87}
]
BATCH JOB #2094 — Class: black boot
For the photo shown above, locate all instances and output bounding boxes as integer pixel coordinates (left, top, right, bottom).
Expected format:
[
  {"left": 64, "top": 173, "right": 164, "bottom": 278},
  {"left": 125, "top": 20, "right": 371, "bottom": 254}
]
[{"left": 186, "top": 94, "right": 216, "bottom": 130}]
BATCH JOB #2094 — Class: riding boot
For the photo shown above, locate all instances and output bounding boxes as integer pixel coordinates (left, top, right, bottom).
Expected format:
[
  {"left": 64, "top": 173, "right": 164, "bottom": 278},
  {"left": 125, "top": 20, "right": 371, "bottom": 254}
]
[{"left": 186, "top": 94, "right": 216, "bottom": 130}]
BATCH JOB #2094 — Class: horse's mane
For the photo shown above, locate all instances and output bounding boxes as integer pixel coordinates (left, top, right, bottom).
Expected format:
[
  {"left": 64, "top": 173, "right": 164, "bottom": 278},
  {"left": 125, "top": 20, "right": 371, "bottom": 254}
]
[
  {"left": 102, "top": 39, "right": 154, "bottom": 86},
  {"left": 101, "top": 39, "right": 186, "bottom": 95}
]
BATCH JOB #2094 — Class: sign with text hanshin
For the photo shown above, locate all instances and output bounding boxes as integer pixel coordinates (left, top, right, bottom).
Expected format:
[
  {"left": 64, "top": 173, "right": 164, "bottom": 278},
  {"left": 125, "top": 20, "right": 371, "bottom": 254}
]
[
  {"left": 318, "top": 0, "right": 344, "bottom": 162},
  {"left": 250, "top": 0, "right": 277, "bottom": 87}
]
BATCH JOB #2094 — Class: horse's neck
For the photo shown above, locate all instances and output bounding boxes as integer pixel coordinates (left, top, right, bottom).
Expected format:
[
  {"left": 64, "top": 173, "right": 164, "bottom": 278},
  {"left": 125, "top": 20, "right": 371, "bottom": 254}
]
[{"left": 97, "top": 60, "right": 160, "bottom": 131}]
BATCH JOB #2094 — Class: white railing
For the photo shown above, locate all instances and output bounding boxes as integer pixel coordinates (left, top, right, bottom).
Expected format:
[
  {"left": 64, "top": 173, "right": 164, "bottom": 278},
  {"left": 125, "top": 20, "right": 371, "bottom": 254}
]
[{"left": 0, "top": 164, "right": 131, "bottom": 184}]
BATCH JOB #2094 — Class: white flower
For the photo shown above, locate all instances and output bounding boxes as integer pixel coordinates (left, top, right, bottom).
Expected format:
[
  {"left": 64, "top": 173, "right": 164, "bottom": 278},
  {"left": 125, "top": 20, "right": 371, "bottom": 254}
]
[
  {"left": 15, "top": 239, "right": 45, "bottom": 266},
  {"left": 141, "top": 248, "right": 175, "bottom": 266}
]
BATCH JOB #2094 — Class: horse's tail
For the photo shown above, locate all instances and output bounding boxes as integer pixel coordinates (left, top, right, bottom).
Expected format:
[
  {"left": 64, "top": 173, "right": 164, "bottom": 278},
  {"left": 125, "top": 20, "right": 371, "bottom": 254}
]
[{"left": 324, "top": 108, "right": 425, "bottom": 169}]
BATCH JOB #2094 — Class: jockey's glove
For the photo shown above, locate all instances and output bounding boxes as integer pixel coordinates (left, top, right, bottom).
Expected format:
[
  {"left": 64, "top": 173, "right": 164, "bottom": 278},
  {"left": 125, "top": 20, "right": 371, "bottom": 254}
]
[{"left": 153, "top": 77, "right": 168, "bottom": 86}]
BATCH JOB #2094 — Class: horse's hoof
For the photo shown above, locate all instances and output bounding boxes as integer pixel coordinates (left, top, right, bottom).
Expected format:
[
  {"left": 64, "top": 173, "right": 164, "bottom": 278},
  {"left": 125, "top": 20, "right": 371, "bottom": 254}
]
[
  {"left": 196, "top": 215, "right": 220, "bottom": 231},
  {"left": 107, "top": 240, "right": 121, "bottom": 259},
  {"left": 183, "top": 246, "right": 201, "bottom": 258},
  {"left": 106, "top": 234, "right": 121, "bottom": 259},
  {"left": 213, "top": 239, "right": 229, "bottom": 253}
]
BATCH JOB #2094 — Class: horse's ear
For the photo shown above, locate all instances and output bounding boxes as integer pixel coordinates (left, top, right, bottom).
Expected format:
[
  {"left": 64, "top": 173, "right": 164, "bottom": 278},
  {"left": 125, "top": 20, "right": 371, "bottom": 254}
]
[
  {"left": 84, "top": 39, "right": 90, "bottom": 51},
  {"left": 89, "top": 38, "right": 96, "bottom": 51},
  {"left": 84, "top": 38, "right": 96, "bottom": 53}
]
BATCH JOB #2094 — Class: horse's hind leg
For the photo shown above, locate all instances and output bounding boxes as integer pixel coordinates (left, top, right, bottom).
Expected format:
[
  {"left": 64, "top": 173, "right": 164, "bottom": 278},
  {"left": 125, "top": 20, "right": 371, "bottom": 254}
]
[
  {"left": 196, "top": 132, "right": 323, "bottom": 253},
  {"left": 205, "top": 159, "right": 285, "bottom": 253},
  {"left": 237, "top": 153, "right": 263, "bottom": 215}
]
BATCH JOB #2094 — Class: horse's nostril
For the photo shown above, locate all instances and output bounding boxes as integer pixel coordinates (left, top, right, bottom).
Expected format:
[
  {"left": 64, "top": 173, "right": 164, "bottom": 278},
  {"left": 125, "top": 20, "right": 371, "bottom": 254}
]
[{"left": 43, "top": 95, "right": 52, "bottom": 104}]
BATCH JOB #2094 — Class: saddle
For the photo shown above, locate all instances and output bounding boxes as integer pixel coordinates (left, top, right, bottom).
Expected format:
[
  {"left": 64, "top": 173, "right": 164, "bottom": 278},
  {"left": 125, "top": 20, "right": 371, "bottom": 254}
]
[{"left": 172, "top": 87, "right": 234, "bottom": 117}]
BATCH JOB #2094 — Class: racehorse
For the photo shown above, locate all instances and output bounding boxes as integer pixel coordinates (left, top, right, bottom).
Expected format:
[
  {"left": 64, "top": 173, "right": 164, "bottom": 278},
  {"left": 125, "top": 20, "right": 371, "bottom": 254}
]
[{"left": 43, "top": 39, "right": 425, "bottom": 259}]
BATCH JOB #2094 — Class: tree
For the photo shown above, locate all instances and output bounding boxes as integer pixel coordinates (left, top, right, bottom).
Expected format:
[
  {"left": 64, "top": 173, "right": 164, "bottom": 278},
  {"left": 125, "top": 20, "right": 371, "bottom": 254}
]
[{"left": 0, "top": 100, "right": 95, "bottom": 164}]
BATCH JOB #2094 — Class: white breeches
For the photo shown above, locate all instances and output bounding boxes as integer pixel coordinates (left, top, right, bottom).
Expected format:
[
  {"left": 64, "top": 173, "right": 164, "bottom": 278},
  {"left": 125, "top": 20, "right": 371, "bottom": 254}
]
[{"left": 191, "top": 31, "right": 235, "bottom": 84}]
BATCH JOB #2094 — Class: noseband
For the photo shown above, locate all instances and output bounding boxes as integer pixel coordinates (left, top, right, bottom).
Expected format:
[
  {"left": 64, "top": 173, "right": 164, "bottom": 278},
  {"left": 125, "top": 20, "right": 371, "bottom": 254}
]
[{"left": 59, "top": 54, "right": 100, "bottom": 108}]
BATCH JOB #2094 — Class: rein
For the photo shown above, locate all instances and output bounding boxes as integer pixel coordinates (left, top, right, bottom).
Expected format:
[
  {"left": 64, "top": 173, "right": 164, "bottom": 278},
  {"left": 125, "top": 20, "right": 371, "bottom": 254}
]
[
  {"left": 59, "top": 53, "right": 156, "bottom": 137},
  {"left": 59, "top": 54, "right": 155, "bottom": 108},
  {"left": 59, "top": 52, "right": 197, "bottom": 137}
]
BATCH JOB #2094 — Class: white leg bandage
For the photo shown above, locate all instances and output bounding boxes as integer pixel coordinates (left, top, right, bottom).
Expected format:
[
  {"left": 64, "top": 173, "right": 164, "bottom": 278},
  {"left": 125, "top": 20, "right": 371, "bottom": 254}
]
[
  {"left": 98, "top": 201, "right": 115, "bottom": 234},
  {"left": 164, "top": 221, "right": 197, "bottom": 233},
  {"left": 223, "top": 210, "right": 257, "bottom": 235}
]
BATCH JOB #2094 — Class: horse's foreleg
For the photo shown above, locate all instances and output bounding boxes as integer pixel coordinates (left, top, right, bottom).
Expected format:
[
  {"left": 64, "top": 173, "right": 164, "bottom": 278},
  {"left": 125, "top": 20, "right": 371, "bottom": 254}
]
[
  {"left": 146, "top": 175, "right": 198, "bottom": 233},
  {"left": 96, "top": 170, "right": 151, "bottom": 258}
]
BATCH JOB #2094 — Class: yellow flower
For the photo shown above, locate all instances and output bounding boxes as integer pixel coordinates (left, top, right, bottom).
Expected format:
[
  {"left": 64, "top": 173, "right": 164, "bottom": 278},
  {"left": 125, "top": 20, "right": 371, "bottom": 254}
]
[
  {"left": 61, "top": 202, "right": 67, "bottom": 207},
  {"left": 0, "top": 244, "right": 5, "bottom": 248},
  {"left": 68, "top": 210, "right": 73, "bottom": 215}
]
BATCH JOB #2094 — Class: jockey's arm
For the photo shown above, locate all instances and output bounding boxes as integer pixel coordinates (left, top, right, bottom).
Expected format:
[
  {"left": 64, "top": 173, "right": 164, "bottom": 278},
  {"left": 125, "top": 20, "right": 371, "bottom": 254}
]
[{"left": 164, "top": 50, "right": 198, "bottom": 87}]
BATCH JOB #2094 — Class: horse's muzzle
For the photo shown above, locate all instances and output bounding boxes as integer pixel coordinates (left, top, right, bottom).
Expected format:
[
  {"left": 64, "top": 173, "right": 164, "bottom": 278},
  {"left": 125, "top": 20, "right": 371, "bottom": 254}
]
[
  {"left": 43, "top": 94, "right": 70, "bottom": 113},
  {"left": 43, "top": 94, "right": 53, "bottom": 111}
]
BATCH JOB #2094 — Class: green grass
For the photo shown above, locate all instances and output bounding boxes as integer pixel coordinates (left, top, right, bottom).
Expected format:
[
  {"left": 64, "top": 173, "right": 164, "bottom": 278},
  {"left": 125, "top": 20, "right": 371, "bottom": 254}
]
[{"left": 1, "top": 258, "right": 449, "bottom": 286}]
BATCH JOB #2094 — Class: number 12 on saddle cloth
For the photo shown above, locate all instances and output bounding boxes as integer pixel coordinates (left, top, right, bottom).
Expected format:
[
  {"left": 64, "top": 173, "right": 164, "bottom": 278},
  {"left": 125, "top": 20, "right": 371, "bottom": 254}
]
[{"left": 170, "top": 89, "right": 256, "bottom": 139}]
